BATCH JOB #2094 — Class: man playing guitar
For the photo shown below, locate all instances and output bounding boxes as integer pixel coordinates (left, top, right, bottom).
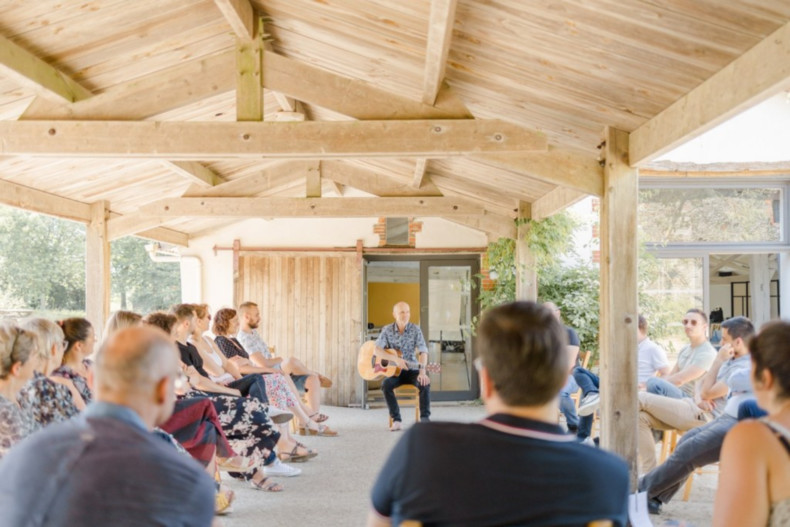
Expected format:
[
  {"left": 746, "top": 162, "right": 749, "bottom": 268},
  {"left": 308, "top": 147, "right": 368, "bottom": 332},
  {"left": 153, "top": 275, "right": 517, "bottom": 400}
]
[{"left": 375, "top": 302, "right": 431, "bottom": 431}]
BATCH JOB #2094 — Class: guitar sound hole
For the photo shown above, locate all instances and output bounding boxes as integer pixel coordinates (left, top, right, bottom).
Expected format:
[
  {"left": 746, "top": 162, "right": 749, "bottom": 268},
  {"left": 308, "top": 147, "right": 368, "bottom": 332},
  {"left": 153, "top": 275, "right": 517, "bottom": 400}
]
[{"left": 381, "top": 359, "right": 389, "bottom": 367}]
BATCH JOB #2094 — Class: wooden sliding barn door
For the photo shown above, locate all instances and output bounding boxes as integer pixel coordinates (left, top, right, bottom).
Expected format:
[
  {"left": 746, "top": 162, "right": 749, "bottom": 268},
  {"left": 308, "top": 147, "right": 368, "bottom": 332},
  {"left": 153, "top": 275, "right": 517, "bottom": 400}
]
[{"left": 235, "top": 253, "right": 363, "bottom": 406}]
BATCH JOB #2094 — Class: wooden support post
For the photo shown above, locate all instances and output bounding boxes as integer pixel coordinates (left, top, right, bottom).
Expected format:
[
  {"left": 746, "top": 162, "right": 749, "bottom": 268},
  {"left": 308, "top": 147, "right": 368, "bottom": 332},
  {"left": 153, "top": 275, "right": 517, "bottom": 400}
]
[
  {"left": 236, "top": 19, "right": 263, "bottom": 121},
  {"left": 599, "top": 127, "right": 639, "bottom": 489},
  {"left": 306, "top": 162, "right": 322, "bottom": 198},
  {"left": 515, "top": 202, "right": 537, "bottom": 301},
  {"left": 86, "top": 201, "right": 110, "bottom": 340}
]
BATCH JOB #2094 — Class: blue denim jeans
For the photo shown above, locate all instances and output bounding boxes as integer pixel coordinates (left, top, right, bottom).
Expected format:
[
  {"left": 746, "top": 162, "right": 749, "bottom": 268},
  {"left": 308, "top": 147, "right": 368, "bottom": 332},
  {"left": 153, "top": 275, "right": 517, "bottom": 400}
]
[
  {"left": 639, "top": 415, "right": 736, "bottom": 503},
  {"left": 646, "top": 377, "right": 685, "bottom": 399},
  {"left": 572, "top": 366, "right": 599, "bottom": 396}
]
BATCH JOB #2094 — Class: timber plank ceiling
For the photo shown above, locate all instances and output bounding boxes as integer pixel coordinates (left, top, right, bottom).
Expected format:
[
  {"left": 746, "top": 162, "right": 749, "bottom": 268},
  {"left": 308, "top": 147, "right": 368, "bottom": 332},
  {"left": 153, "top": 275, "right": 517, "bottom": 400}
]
[{"left": 0, "top": 0, "right": 789, "bottom": 245}]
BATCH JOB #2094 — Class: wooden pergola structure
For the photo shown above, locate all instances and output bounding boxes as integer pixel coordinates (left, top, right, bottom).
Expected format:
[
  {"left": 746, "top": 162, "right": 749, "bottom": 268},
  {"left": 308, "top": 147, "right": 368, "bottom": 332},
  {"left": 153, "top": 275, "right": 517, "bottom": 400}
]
[{"left": 1, "top": 0, "right": 789, "bottom": 484}]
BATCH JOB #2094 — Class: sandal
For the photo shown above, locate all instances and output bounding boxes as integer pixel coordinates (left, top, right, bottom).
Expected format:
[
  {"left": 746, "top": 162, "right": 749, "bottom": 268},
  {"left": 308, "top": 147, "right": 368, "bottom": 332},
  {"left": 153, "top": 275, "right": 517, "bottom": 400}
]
[
  {"left": 278, "top": 442, "right": 317, "bottom": 463},
  {"left": 318, "top": 374, "right": 333, "bottom": 388},
  {"left": 215, "top": 487, "right": 235, "bottom": 515},
  {"left": 307, "top": 423, "right": 338, "bottom": 437},
  {"left": 309, "top": 412, "right": 329, "bottom": 423},
  {"left": 250, "top": 474, "right": 284, "bottom": 492},
  {"left": 217, "top": 455, "right": 256, "bottom": 473}
]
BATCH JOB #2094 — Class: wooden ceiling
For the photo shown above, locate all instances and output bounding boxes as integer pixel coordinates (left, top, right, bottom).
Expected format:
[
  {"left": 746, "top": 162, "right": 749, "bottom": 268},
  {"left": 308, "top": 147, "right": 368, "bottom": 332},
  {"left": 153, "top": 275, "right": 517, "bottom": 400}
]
[{"left": 0, "top": 0, "right": 789, "bottom": 246}]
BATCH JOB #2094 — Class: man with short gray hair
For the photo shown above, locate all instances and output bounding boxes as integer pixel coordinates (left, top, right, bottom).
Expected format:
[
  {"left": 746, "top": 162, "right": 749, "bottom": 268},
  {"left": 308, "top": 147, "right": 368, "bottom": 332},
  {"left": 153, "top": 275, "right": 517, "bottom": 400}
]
[{"left": 0, "top": 326, "right": 215, "bottom": 526}]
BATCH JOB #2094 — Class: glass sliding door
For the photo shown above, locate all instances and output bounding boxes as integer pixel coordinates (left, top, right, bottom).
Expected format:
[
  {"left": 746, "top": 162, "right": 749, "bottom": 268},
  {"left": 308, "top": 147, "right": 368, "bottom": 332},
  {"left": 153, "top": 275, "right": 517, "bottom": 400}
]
[{"left": 420, "top": 259, "right": 479, "bottom": 401}]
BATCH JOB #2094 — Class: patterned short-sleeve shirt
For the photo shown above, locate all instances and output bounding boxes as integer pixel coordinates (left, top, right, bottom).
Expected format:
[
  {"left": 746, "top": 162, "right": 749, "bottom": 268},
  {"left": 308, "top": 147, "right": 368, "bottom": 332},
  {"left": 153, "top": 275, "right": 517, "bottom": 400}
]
[
  {"left": 375, "top": 322, "right": 428, "bottom": 370},
  {"left": 0, "top": 395, "right": 34, "bottom": 460},
  {"left": 17, "top": 372, "right": 80, "bottom": 431}
]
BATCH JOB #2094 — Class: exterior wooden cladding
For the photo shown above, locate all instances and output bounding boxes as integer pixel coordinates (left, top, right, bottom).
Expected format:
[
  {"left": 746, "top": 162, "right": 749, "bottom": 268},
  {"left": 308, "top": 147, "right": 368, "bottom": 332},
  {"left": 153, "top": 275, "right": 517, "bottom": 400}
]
[{"left": 234, "top": 253, "right": 363, "bottom": 407}]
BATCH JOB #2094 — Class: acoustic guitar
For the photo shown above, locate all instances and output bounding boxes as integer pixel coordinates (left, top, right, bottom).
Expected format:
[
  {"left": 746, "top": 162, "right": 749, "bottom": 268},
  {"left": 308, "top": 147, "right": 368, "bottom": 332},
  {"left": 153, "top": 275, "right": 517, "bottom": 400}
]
[{"left": 357, "top": 341, "right": 441, "bottom": 381}]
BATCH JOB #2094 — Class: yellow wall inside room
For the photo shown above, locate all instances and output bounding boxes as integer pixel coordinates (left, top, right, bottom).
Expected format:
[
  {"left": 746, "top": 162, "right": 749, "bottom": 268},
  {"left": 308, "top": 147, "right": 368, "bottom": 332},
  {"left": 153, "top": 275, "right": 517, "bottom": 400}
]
[{"left": 368, "top": 283, "right": 420, "bottom": 327}]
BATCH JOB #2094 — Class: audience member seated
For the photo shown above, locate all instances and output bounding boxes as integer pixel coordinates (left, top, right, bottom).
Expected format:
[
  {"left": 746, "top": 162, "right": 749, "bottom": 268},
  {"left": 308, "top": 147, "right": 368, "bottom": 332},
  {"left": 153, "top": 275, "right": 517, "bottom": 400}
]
[
  {"left": 212, "top": 307, "right": 336, "bottom": 437},
  {"left": 103, "top": 310, "right": 143, "bottom": 342},
  {"left": 0, "top": 326, "right": 216, "bottom": 526},
  {"left": 52, "top": 318, "right": 95, "bottom": 405},
  {"left": 546, "top": 301, "right": 597, "bottom": 440},
  {"left": 637, "top": 308, "right": 717, "bottom": 472},
  {"left": 236, "top": 301, "right": 331, "bottom": 417},
  {"left": 368, "top": 301, "right": 629, "bottom": 527},
  {"left": 168, "top": 306, "right": 302, "bottom": 484},
  {"left": 17, "top": 318, "right": 80, "bottom": 428},
  {"left": 637, "top": 314, "right": 671, "bottom": 388},
  {"left": 0, "top": 324, "right": 37, "bottom": 459},
  {"left": 639, "top": 316, "right": 755, "bottom": 514},
  {"left": 713, "top": 320, "right": 790, "bottom": 527}
]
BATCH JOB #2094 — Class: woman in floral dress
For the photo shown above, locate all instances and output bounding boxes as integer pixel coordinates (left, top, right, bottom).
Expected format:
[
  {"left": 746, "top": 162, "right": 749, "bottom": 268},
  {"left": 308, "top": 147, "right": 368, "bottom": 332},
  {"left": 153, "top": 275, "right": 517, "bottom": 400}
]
[{"left": 0, "top": 324, "right": 38, "bottom": 459}]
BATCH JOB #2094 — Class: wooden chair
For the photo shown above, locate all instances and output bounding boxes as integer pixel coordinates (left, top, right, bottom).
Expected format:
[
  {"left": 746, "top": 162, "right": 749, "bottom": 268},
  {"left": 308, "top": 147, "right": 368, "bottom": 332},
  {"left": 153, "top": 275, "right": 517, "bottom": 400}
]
[
  {"left": 658, "top": 428, "right": 717, "bottom": 502},
  {"left": 682, "top": 463, "right": 719, "bottom": 501},
  {"left": 388, "top": 385, "right": 420, "bottom": 427}
]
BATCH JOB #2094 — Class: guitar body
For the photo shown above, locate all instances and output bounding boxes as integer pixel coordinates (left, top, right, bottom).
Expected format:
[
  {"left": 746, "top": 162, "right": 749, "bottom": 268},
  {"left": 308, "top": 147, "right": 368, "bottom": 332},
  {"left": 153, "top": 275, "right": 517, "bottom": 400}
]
[
  {"left": 358, "top": 341, "right": 402, "bottom": 381},
  {"left": 357, "top": 341, "right": 443, "bottom": 381}
]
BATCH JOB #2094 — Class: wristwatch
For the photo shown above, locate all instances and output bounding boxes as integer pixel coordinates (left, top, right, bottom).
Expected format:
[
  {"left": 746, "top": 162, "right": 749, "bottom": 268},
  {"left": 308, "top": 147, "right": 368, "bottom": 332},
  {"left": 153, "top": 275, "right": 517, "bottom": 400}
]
[{"left": 418, "top": 364, "right": 425, "bottom": 370}]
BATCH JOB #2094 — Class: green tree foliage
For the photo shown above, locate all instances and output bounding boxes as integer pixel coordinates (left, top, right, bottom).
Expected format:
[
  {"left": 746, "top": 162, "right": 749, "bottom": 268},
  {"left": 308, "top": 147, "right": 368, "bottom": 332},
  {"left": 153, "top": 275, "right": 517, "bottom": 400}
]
[
  {"left": 0, "top": 206, "right": 181, "bottom": 314},
  {"left": 0, "top": 208, "right": 86, "bottom": 309},
  {"left": 110, "top": 238, "right": 181, "bottom": 313}
]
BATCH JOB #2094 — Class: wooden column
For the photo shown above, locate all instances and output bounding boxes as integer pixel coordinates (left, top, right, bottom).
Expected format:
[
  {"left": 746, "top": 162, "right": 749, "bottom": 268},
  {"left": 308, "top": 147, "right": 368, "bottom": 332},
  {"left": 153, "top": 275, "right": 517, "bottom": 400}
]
[
  {"left": 515, "top": 202, "right": 537, "bottom": 301},
  {"left": 599, "top": 127, "right": 639, "bottom": 489},
  {"left": 86, "top": 201, "right": 110, "bottom": 339},
  {"left": 236, "top": 19, "right": 263, "bottom": 121}
]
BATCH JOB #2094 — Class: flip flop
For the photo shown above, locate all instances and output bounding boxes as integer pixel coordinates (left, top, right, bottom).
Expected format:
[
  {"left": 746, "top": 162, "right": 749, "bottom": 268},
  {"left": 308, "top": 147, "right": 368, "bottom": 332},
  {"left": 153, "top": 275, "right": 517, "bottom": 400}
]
[{"left": 309, "top": 412, "right": 329, "bottom": 423}]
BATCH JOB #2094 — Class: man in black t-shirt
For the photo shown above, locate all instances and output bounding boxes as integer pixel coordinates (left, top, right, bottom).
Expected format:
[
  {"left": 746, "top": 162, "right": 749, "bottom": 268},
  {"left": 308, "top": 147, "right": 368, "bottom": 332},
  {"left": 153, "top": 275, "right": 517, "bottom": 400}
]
[{"left": 368, "top": 301, "right": 629, "bottom": 527}]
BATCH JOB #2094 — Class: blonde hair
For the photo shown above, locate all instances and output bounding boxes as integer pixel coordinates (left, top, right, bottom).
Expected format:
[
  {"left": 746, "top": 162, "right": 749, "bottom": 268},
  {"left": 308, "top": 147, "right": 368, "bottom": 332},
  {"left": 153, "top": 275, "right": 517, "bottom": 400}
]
[
  {"left": 104, "top": 311, "right": 142, "bottom": 339},
  {"left": 0, "top": 324, "right": 38, "bottom": 379},
  {"left": 20, "top": 318, "right": 64, "bottom": 362}
]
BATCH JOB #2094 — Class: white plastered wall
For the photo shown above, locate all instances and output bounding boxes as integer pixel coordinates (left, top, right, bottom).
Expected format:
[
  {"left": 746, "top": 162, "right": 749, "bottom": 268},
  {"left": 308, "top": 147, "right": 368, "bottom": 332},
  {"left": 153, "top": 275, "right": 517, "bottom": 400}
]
[{"left": 182, "top": 217, "right": 488, "bottom": 311}]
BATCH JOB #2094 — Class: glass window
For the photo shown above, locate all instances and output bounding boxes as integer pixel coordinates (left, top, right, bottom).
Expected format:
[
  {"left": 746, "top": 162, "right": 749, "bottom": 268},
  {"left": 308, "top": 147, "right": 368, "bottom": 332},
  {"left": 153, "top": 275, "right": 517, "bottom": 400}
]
[{"left": 639, "top": 187, "right": 782, "bottom": 243}]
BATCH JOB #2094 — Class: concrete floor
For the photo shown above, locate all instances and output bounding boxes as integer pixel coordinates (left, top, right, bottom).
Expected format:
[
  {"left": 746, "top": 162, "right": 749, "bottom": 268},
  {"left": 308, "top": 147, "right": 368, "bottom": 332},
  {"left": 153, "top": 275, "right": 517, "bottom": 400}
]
[{"left": 217, "top": 404, "right": 716, "bottom": 527}]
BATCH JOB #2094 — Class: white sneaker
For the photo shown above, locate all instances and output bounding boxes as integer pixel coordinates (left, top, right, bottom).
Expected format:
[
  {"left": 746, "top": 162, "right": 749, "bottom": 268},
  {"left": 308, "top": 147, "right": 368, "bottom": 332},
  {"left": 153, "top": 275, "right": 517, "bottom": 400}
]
[
  {"left": 581, "top": 436, "right": 596, "bottom": 447},
  {"left": 577, "top": 393, "right": 600, "bottom": 417},
  {"left": 263, "top": 458, "right": 302, "bottom": 477}
]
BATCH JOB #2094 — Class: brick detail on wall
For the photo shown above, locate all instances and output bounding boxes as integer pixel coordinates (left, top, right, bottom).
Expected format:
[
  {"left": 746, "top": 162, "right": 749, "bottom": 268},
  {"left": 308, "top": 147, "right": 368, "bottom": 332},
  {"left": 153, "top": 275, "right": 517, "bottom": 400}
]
[{"left": 374, "top": 217, "right": 423, "bottom": 247}]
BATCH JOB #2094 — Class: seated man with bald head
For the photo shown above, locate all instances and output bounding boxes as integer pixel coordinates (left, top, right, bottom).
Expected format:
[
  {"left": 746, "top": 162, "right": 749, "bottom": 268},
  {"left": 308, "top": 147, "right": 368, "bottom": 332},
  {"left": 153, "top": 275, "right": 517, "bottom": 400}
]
[{"left": 0, "top": 326, "right": 215, "bottom": 527}]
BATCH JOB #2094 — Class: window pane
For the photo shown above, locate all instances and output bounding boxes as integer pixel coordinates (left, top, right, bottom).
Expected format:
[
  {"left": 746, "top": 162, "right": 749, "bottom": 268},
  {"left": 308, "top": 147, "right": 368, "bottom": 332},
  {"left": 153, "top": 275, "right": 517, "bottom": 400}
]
[{"left": 639, "top": 187, "right": 782, "bottom": 243}]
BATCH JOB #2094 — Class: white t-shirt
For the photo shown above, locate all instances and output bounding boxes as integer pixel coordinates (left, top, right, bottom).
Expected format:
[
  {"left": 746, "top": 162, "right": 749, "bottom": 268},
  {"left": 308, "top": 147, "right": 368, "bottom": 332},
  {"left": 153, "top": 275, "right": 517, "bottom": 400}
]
[
  {"left": 676, "top": 340, "right": 717, "bottom": 398},
  {"left": 637, "top": 338, "right": 669, "bottom": 384}
]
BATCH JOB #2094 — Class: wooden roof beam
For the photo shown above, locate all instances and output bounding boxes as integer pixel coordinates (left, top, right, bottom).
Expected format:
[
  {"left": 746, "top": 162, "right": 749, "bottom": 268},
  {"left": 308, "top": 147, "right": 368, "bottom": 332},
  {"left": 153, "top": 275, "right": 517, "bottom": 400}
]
[
  {"left": 321, "top": 161, "right": 442, "bottom": 197},
  {"left": 263, "top": 51, "right": 472, "bottom": 120},
  {"left": 531, "top": 187, "right": 587, "bottom": 220},
  {"left": 22, "top": 51, "right": 236, "bottom": 120},
  {"left": 213, "top": 0, "right": 254, "bottom": 40},
  {"left": 166, "top": 161, "right": 224, "bottom": 188},
  {"left": 183, "top": 161, "right": 319, "bottom": 198},
  {"left": 473, "top": 147, "right": 603, "bottom": 196},
  {"left": 630, "top": 20, "right": 790, "bottom": 166},
  {"left": 422, "top": 0, "right": 458, "bottom": 106},
  {"left": 444, "top": 216, "right": 516, "bottom": 239},
  {"left": 0, "top": 120, "right": 546, "bottom": 158},
  {"left": 0, "top": 33, "right": 92, "bottom": 103},
  {"left": 412, "top": 159, "right": 429, "bottom": 188},
  {"left": 140, "top": 197, "right": 487, "bottom": 218}
]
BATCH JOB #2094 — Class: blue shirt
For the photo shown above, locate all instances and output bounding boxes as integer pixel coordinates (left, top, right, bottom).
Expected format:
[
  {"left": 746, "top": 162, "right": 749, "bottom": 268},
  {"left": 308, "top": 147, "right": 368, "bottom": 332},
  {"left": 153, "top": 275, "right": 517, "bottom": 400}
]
[
  {"left": 375, "top": 322, "right": 428, "bottom": 369},
  {"left": 0, "top": 401, "right": 215, "bottom": 527}
]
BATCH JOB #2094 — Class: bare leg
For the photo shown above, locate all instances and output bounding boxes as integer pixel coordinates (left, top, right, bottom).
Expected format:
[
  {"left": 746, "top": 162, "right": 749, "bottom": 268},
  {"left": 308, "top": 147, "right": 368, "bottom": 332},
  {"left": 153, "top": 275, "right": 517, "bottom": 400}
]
[
  {"left": 281, "top": 357, "right": 314, "bottom": 376},
  {"left": 281, "top": 359, "right": 322, "bottom": 414}
]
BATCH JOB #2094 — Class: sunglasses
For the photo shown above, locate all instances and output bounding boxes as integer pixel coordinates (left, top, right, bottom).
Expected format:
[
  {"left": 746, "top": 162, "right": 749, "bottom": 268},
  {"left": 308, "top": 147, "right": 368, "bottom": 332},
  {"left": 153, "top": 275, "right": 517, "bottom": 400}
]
[{"left": 682, "top": 319, "right": 700, "bottom": 326}]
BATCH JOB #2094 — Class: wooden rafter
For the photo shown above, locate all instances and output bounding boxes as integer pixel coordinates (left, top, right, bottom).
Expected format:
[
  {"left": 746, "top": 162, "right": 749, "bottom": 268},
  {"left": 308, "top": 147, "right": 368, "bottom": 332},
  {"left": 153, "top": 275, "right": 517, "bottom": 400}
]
[
  {"left": 473, "top": 147, "right": 603, "bottom": 196},
  {"left": 213, "top": 0, "right": 254, "bottom": 40},
  {"left": 22, "top": 52, "right": 236, "bottom": 120},
  {"left": 412, "top": 159, "right": 429, "bottom": 188},
  {"left": 422, "top": 0, "right": 458, "bottom": 106},
  {"left": 183, "top": 161, "right": 318, "bottom": 198},
  {"left": 0, "top": 120, "right": 546, "bottom": 158},
  {"left": 0, "top": 33, "right": 91, "bottom": 103},
  {"left": 306, "top": 162, "right": 321, "bottom": 197},
  {"left": 166, "top": 161, "right": 224, "bottom": 188},
  {"left": 263, "top": 51, "right": 472, "bottom": 120},
  {"left": 630, "top": 20, "right": 790, "bottom": 166},
  {"left": 531, "top": 187, "right": 587, "bottom": 220},
  {"left": 321, "top": 161, "right": 442, "bottom": 197}
]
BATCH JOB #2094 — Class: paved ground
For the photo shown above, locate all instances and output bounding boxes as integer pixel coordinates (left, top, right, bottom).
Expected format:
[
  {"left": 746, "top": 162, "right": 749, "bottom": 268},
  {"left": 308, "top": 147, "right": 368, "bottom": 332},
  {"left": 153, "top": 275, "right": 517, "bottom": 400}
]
[{"left": 217, "top": 404, "right": 716, "bottom": 527}]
